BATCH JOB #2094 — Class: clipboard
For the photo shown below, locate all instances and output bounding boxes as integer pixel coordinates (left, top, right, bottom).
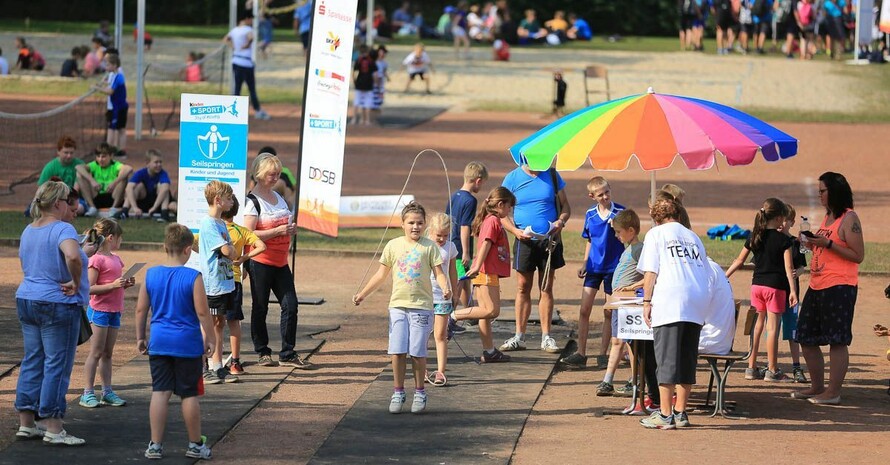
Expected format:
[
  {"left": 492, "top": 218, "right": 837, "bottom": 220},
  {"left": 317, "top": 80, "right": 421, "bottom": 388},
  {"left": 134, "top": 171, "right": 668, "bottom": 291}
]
[{"left": 121, "top": 263, "right": 147, "bottom": 280}]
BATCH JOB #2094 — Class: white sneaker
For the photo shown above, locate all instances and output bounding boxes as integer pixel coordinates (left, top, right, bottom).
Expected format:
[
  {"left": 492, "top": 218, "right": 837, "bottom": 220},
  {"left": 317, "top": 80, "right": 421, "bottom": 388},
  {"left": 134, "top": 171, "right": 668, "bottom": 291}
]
[
  {"left": 541, "top": 335, "right": 561, "bottom": 353},
  {"left": 43, "top": 430, "right": 86, "bottom": 446},
  {"left": 84, "top": 206, "right": 98, "bottom": 217},
  {"left": 411, "top": 391, "right": 427, "bottom": 413},
  {"left": 499, "top": 335, "right": 527, "bottom": 351},
  {"left": 185, "top": 440, "right": 212, "bottom": 459},
  {"left": 389, "top": 391, "right": 406, "bottom": 414},
  {"left": 254, "top": 110, "right": 271, "bottom": 120}
]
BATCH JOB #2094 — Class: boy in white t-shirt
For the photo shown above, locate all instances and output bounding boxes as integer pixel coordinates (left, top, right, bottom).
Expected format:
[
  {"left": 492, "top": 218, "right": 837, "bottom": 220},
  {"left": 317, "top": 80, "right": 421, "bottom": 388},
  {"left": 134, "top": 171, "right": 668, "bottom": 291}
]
[{"left": 402, "top": 43, "right": 434, "bottom": 94}]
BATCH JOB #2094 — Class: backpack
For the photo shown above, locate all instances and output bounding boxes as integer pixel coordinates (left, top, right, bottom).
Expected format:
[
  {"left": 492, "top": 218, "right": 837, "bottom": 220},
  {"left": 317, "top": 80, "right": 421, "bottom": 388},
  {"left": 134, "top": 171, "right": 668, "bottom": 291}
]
[{"left": 246, "top": 192, "right": 262, "bottom": 216}]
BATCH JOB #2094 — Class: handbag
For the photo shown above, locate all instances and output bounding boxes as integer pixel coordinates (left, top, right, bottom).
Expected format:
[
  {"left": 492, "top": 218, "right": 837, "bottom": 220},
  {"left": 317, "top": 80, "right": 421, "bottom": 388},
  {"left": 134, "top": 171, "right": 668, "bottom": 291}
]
[{"left": 78, "top": 307, "right": 92, "bottom": 346}]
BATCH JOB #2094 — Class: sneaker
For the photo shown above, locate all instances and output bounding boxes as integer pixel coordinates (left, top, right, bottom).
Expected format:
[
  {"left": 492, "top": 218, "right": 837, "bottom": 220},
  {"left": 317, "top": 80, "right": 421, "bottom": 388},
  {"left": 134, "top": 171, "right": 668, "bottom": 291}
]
[
  {"left": 596, "top": 381, "right": 614, "bottom": 396},
  {"left": 541, "top": 335, "right": 561, "bottom": 353},
  {"left": 644, "top": 395, "right": 661, "bottom": 413},
  {"left": 100, "top": 391, "right": 127, "bottom": 406},
  {"left": 559, "top": 352, "right": 588, "bottom": 369},
  {"left": 144, "top": 441, "right": 163, "bottom": 459},
  {"left": 203, "top": 369, "right": 223, "bottom": 385},
  {"left": 448, "top": 316, "right": 466, "bottom": 334},
  {"left": 595, "top": 354, "right": 609, "bottom": 369},
  {"left": 258, "top": 354, "right": 276, "bottom": 366},
  {"left": 84, "top": 206, "right": 98, "bottom": 217},
  {"left": 640, "top": 411, "right": 676, "bottom": 430},
  {"left": 480, "top": 349, "right": 511, "bottom": 363},
  {"left": 109, "top": 208, "right": 125, "bottom": 220},
  {"left": 279, "top": 353, "right": 315, "bottom": 370},
  {"left": 389, "top": 392, "right": 406, "bottom": 414},
  {"left": 43, "top": 430, "right": 86, "bottom": 446},
  {"left": 744, "top": 366, "right": 766, "bottom": 380},
  {"left": 229, "top": 359, "right": 245, "bottom": 375},
  {"left": 16, "top": 424, "right": 46, "bottom": 439},
  {"left": 614, "top": 381, "right": 635, "bottom": 398},
  {"left": 79, "top": 391, "right": 100, "bottom": 408},
  {"left": 411, "top": 391, "right": 427, "bottom": 413},
  {"left": 185, "top": 440, "right": 212, "bottom": 459},
  {"left": 793, "top": 366, "right": 808, "bottom": 383},
  {"left": 254, "top": 110, "right": 271, "bottom": 120},
  {"left": 218, "top": 368, "right": 239, "bottom": 384},
  {"left": 674, "top": 411, "right": 690, "bottom": 428},
  {"left": 499, "top": 335, "right": 526, "bottom": 351},
  {"left": 763, "top": 368, "right": 794, "bottom": 383}
]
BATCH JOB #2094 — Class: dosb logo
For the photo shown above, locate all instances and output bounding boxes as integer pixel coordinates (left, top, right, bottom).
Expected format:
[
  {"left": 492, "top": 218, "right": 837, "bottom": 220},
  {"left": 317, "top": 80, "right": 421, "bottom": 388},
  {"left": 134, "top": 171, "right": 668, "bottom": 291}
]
[{"left": 308, "top": 166, "right": 336, "bottom": 185}]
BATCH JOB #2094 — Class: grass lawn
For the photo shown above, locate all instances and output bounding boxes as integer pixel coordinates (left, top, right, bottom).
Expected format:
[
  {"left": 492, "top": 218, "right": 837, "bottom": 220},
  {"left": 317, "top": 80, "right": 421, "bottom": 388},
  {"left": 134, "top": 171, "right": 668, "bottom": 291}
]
[{"left": 2, "top": 212, "right": 887, "bottom": 273}]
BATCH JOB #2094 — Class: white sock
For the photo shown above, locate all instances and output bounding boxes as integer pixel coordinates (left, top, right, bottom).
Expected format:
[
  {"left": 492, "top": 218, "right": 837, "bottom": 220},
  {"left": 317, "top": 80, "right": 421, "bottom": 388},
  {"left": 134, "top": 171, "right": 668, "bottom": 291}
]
[
  {"left": 541, "top": 333, "right": 550, "bottom": 340},
  {"left": 516, "top": 332, "right": 525, "bottom": 340},
  {"left": 603, "top": 373, "right": 614, "bottom": 384},
  {"left": 208, "top": 361, "right": 222, "bottom": 371}
]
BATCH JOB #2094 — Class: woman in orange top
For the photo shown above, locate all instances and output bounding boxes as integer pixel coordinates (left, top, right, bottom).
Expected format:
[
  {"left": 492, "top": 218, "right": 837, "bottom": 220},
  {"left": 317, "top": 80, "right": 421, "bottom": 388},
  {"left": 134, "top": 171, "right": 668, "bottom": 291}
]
[{"left": 792, "top": 172, "right": 865, "bottom": 405}]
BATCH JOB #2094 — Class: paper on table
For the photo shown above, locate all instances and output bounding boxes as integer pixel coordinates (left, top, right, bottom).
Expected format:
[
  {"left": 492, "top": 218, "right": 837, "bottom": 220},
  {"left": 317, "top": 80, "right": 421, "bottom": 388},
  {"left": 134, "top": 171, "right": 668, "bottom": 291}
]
[
  {"left": 523, "top": 221, "right": 557, "bottom": 241},
  {"left": 610, "top": 297, "right": 644, "bottom": 305},
  {"left": 121, "top": 262, "right": 147, "bottom": 280}
]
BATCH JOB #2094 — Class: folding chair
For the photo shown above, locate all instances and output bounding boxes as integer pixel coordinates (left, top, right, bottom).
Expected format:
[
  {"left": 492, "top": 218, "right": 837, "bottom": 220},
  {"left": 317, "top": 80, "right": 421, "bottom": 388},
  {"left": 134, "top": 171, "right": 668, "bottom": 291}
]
[{"left": 582, "top": 65, "right": 611, "bottom": 106}]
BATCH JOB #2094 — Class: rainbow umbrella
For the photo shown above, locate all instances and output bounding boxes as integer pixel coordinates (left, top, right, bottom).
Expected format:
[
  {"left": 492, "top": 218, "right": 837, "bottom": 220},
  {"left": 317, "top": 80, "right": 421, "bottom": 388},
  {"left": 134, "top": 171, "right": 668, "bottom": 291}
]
[{"left": 509, "top": 88, "right": 797, "bottom": 196}]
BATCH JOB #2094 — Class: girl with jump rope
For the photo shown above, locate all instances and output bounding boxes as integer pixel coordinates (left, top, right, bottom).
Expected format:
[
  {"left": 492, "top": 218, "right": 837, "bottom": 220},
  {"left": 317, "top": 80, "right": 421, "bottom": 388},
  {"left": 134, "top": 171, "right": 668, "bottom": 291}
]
[
  {"left": 425, "top": 213, "right": 459, "bottom": 387},
  {"left": 353, "top": 201, "right": 451, "bottom": 414},
  {"left": 80, "top": 218, "right": 134, "bottom": 408},
  {"left": 726, "top": 198, "right": 799, "bottom": 382},
  {"left": 453, "top": 186, "right": 517, "bottom": 363}
]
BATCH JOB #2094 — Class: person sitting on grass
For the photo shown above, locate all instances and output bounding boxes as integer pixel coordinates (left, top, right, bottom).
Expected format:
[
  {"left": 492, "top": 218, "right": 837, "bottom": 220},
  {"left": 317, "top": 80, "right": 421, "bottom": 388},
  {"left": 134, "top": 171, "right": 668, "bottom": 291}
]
[
  {"left": 75, "top": 142, "right": 133, "bottom": 218},
  {"left": 123, "top": 148, "right": 175, "bottom": 221}
]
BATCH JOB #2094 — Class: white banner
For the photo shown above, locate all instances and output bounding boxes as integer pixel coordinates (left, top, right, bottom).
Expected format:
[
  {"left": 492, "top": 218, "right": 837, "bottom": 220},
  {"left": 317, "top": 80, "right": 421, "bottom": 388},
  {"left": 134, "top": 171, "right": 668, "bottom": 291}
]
[
  {"left": 616, "top": 306, "right": 654, "bottom": 341},
  {"left": 881, "top": 0, "right": 890, "bottom": 33},
  {"left": 858, "top": 0, "right": 875, "bottom": 45},
  {"left": 296, "top": 0, "right": 358, "bottom": 237},
  {"left": 339, "top": 195, "right": 416, "bottom": 228},
  {"left": 178, "top": 93, "right": 249, "bottom": 268}
]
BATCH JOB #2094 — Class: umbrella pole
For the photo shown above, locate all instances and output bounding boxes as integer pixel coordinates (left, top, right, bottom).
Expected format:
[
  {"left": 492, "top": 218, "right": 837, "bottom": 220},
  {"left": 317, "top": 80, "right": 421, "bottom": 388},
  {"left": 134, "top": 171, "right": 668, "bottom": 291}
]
[{"left": 650, "top": 172, "right": 657, "bottom": 206}]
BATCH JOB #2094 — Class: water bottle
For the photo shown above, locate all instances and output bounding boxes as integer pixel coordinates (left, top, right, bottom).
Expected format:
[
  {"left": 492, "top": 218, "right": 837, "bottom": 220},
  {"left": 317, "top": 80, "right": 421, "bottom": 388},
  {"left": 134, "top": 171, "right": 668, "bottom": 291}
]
[{"left": 799, "top": 216, "right": 810, "bottom": 254}]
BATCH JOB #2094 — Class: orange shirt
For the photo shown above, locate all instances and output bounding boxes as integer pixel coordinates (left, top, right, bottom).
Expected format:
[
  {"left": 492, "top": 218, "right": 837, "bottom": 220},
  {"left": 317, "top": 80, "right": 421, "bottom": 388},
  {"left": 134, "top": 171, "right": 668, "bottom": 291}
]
[{"left": 809, "top": 209, "right": 858, "bottom": 289}]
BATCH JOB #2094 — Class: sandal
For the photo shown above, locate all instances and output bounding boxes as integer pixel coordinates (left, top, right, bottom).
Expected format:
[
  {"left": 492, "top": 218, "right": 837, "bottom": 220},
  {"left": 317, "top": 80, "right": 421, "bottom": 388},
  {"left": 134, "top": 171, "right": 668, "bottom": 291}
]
[{"left": 431, "top": 371, "right": 447, "bottom": 387}]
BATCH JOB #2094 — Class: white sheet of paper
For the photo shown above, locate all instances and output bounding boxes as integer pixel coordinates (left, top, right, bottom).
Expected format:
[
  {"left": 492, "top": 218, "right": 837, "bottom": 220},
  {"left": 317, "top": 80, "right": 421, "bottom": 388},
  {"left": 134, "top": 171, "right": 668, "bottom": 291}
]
[{"left": 121, "top": 262, "right": 147, "bottom": 280}]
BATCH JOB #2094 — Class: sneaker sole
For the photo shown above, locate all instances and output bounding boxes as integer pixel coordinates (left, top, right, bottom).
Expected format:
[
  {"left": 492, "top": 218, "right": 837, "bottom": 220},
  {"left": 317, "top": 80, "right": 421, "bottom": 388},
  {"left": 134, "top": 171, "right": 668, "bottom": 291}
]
[
  {"left": 499, "top": 346, "right": 526, "bottom": 352},
  {"left": 79, "top": 402, "right": 100, "bottom": 408},
  {"left": 641, "top": 423, "right": 676, "bottom": 430},
  {"left": 100, "top": 401, "right": 126, "bottom": 406},
  {"left": 596, "top": 391, "right": 614, "bottom": 397},
  {"left": 542, "top": 348, "right": 561, "bottom": 354}
]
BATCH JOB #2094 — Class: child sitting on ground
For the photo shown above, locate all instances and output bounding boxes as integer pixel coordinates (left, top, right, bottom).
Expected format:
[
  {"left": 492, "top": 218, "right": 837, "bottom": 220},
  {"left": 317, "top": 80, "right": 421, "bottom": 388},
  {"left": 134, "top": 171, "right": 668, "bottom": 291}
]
[{"left": 123, "top": 149, "right": 176, "bottom": 221}]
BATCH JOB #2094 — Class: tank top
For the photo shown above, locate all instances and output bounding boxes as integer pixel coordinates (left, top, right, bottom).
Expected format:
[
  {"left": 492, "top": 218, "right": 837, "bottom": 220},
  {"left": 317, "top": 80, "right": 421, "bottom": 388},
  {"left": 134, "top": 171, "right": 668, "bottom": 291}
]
[{"left": 809, "top": 209, "right": 858, "bottom": 290}]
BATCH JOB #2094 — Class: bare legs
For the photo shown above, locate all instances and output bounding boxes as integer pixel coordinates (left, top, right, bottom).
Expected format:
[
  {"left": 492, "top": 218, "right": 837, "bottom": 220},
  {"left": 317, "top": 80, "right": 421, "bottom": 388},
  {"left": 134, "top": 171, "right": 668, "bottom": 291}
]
[
  {"left": 800, "top": 343, "right": 849, "bottom": 399},
  {"left": 150, "top": 391, "right": 203, "bottom": 444},
  {"left": 392, "top": 354, "right": 425, "bottom": 390}
]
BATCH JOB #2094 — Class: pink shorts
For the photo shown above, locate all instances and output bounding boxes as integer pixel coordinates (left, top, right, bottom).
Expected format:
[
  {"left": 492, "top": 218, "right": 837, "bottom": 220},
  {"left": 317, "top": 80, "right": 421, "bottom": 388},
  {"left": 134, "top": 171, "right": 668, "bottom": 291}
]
[{"left": 751, "top": 285, "right": 787, "bottom": 314}]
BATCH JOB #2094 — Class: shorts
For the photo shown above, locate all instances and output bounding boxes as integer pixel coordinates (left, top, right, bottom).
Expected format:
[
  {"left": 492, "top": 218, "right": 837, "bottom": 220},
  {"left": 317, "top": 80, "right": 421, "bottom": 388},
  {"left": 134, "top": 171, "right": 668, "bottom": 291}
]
[
  {"left": 229, "top": 282, "right": 245, "bottom": 321},
  {"left": 741, "top": 23, "right": 755, "bottom": 36},
  {"left": 408, "top": 71, "right": 427, "bottom": 81},
  {"left": 583, "top": 272, "right": 613, "bottom": 294},
  {"left": 751, "top": 285, "right": 787, "bottom": 314},
  {"left": 513, "top": 238, "right": 565, "bottom": 274},
  {"left": 716, "top": 11, "right": 734, "bottom": 30},
  {"left": 471, "top": 273, "right": 500, "bottom": 287},
  {"left": 610, "top": 309, "right": 619, "bottom": 338},
  {"left": 795, "top": 285, "right": 857, "bottom": 347},
  {"left": 782, "top": 304, "right": 799, "bottom": 341},
  {"left": 300, "top": 31, "right": 310, "bottom": 50},
  {"left": 680, "top": 14, "right": 697, "bottom": 30},
  {"left": 755, "top": 20, "right": 771, "bottom": 36},
  {"left": 94, "top": 192, "right": 114, "bottom": 209},
  {"left": 388, "top": 308, "right": 433, "bottom": 358},
  {"left": 354, "top": 90, "right": 374, "bottom": 109},
  {"left": 106, "top": 107, "right": 128, "bottom": 130},
  {"left": 87, "top": 307, "right": 121, "bottom": 329},
  {"left": 451, "top": 26, "right": 468, "bottom": 38},
  {"left": 136, "top": 190, "right": 158, "bottom": 212},
  {"left": 653, "top": 321, "right": 702, "bottom": 385},
  {"left": 149, "top": 355, "right": 202, "bottom": 398},
  {"left": 207, "top": 291, "right": 236, "bottom": 318},
  {"left": 433, "top": 302, "right": 454, "bottom": 315}
]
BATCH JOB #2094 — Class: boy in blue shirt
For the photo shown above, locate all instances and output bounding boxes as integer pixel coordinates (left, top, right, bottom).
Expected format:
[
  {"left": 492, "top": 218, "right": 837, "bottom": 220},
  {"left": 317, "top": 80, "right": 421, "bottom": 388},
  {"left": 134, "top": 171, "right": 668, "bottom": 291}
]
[
  {"left": 445, "top": 161, "right": 488, "bottom": 308},
  {"left": 123, "top": 149, "right": 175, "bottom": 221},
  {"left": 135, "top": 224, "right": 215, "bottom": 460},
  {"left": 560, "top": 176, "right": 624, "bottom": 369},
  {"left": 93, "top": 53, "right": 128, "bottom": 156},
  {"left": 198, "top": 180, "right": 239, "bottom": 384}
]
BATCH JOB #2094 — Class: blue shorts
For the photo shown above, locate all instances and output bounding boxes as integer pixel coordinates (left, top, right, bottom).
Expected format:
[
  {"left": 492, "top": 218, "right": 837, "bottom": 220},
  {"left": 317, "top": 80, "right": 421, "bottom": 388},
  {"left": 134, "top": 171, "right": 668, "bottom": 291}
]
[
  {"left": 433, "top": 302, "right": 454, "bottom": 315},
  {"left": 388, "top": 308, "right": 433, "bottom": 358},
  {"left": 583, "top": 272, "right": 614, "bottom": 294},
  {"left": 782, "top": 304, "right": 799, "bottom": 341},
  {"left": 87, "top": 307, "right": 121, "bottom": 329}
]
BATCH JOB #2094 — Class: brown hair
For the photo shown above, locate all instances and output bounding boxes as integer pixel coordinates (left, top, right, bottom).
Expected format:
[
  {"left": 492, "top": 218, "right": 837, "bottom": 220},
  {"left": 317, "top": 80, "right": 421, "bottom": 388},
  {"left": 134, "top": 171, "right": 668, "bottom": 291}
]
[
  {"left": 650, "top": 198, "right": 682, "bottom": 225},
  {"left": 145, "top": 148, "right": 163, "bottom": 163},
  {"left": 164, "top": 223, "right": 194, "bottom": 254},
  {"left": 222, "top": 196, "right": 240, "bottom": 220},
  {"left": 400, "top": 200, "right": 426, "bottom": 221},
  {"left": 660, "top": 184, "right": 686, "bottom": 203},
  {"left": 471, "top": 186, "right": 516, "bottom": 236},
  {"left": 57, "top": 135, "right": 76, "bottom": 151},
  {"left": 612, "top": 209, "right": 640, "bottom": 233},
  {"left": 750, "top": 198, "right": 786, "bottom": 250}
]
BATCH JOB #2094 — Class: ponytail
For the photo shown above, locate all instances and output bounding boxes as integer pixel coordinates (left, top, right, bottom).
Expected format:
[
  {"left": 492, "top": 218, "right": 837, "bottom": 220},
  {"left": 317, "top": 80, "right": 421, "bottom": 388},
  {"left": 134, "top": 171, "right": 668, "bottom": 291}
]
[
  {"left": 750, "top": 198, "right": 785, "bottom": 250},
  {"left": 472, "top": 187, "right": 516, "bottom": 236}
]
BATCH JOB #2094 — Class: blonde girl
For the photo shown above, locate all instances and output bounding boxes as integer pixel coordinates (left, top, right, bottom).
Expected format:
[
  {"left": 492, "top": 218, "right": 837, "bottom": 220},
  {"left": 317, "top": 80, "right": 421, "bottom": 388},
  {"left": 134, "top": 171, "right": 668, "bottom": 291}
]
[
  {"left": 425, "top": 213, "right": 459, "bottom": 386},
  {"left": 726, "top": 198, "right": 798, "bottom": 382},
  {"left": 80, "top": 218, "right": 134, "bottom": 408},
  {"left": 454, "top": 187, "right": 516, "bottom": 363},
  {"left": 353, "top": 201, "right": 451, "bottom": 414}
]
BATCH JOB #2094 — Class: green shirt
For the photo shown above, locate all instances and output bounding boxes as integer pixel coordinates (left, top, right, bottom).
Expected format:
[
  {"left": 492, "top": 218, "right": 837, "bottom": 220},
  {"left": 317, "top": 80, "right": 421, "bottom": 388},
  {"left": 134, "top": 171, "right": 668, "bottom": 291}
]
[
  {"left": 38, "top": 157, "right": 85, "bottom": 188},
  {"left": 88, "top": 160, "right": 123, "bottom": 194}
]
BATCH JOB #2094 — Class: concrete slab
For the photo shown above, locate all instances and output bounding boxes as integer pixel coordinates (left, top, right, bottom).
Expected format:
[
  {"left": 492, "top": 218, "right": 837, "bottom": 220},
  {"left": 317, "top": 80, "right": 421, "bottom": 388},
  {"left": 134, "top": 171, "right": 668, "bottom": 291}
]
[
  {"left": 308, "top": 320, "right": 570, "bottom": 465},
  {"left": 377, "top": 105, "right": 449, "bottom": 129}
]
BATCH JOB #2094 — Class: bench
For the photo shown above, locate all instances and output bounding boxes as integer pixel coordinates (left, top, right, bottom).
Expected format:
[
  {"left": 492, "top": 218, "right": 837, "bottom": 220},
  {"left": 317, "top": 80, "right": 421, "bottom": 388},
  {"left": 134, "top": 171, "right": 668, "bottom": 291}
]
[{"left": 698, "top": 301, "right": 756, "bottom": 419}]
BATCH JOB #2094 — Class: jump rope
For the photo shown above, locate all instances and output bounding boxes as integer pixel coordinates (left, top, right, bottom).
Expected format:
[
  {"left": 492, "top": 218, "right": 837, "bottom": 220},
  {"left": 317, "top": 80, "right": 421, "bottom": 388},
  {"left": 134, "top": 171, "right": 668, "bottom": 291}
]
[{"left": 353, "top": 148, "right": 480, "bottom": 364}]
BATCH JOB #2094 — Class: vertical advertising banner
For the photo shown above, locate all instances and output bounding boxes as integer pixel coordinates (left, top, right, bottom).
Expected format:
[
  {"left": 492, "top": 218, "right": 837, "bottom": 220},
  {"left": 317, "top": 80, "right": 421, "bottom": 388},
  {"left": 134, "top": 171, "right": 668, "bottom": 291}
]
[
  {"left": 178, "top": 93, "right": 249, "bottom": 267},
  {"left": 297, "top": 0, "right": 358, "bottom": 237},
  {"left": 857, "top": 0, "right": 875, "bottom": 45},
  {"left": 882, "top": 0, "right": 890, "bottom": 33}
]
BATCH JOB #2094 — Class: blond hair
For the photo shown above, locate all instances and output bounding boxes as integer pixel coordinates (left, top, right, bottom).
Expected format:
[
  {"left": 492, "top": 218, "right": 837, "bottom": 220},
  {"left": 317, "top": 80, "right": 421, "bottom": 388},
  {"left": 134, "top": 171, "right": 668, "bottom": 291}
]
[
  {"left": 463, "top": 161, "right": 489, "bottom": 183},
  {"left": 427, "top": 212, "right": 452, "bottom": 236},
  {"left": 31, "top": 180, "right": 70, "bottom": 218},
  {"left": 204, "top": 180, "right": 234, "bottom": 205},
  {"left": 145, "top": 148, "right": 163, "bottom": 163},
  {"left": 251, "top": 152, "right": 282, "bottom": 182},
  {"left": 586, "top": 176, "right": 609, "bottom": 193},
  {"left": 93, "top": 217, "right": 123, "bottom": 237},
  {"left": 612, "top": 209, "right": 640, "bottom": 233},
  {"left": 164, "top": 223, "right": 194, "bottom": 254}
]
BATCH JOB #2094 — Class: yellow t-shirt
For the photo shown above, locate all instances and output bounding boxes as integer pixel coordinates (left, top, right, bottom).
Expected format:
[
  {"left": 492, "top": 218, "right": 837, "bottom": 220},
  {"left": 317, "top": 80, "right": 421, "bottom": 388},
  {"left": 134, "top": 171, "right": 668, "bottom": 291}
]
[
  {"left": 380, "top": 236, "right": 442, "bottom": 310},
  {"left": 194, "top": 222, "right": 260, "bottom": 283}
]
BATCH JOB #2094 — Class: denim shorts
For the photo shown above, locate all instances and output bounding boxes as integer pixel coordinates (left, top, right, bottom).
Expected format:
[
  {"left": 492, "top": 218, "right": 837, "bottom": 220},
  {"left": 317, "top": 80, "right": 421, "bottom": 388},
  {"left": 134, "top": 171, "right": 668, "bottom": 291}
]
[
  {"left": 87, "top": 307, "right": 122, "bottom": 329},
  {"left": 388, "top": 308, "right": 433, "bottom": 358}
]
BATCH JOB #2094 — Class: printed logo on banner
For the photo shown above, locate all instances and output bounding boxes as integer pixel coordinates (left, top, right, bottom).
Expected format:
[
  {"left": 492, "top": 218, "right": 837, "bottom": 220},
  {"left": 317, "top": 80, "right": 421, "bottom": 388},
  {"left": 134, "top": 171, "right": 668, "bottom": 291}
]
[
  {"left": 196, "top": 125, "right": 231, "bottom": 160},
  {"left": 315, "top": 68, "right": 346, "bottom": 82},
  {"left": 308, "top": 113, "right": 343, "bottom": 135},
  {"left": 315, "top": 80, "right": 343, "bottom": 97},
  {"left": 325, "top": 32, "right": 341, "bottom": 52},
  {"left": 318, "top": 0, "right": 354, "bottom": 23},
  {"left": 308, "top": 166, "right": 337, "bottom": 185},
  {"left": 189, "top": 99, "right": 239, "bottom": 118}
]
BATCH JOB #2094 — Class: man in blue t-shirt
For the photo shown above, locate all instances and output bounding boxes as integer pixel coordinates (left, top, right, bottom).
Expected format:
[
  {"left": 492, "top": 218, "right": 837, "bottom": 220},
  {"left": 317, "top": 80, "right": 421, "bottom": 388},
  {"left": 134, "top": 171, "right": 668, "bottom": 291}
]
[
  {"left": 123, "top": 149, "right": 175, "bottom": 221},
  {"left": 446, "top": 162, "right": 488, "bottom": 307},
  {"left": 500, "top": 164, "right": 571, "bottom": 355},
  {"left": 293, "top": 1, "right": 313, "bottom": 56},
  {"left": 567, "top": 13, "right": 592, "bottom": 40}
]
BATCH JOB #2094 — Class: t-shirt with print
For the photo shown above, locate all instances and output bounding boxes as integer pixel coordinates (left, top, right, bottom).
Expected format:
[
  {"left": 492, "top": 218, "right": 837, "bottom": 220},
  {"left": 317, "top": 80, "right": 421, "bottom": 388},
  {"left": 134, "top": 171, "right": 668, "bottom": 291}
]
[
  {"left": 745, "top": 229, "right": 792, "bottom": 291},
  {"left": 501, "top": 167, "right": 565, "bottom": 236},
  {"left": 478, "top": 215, "right": 511, "bottom": 277},
  {"left": 88, "top": 160, "right": 123, "bottom": 194},
  {"left": 637, "top": 222, "right": 710, "bottom": 327},
  {"left": 581, "top": 202, "right": 625, "bottom": 273},
  {"left": 129, "top": 167, "right": 171, "bottom": 196},
  {"left": 244, "top": 192, "right": 291, "bottom": 268},
  {"left": 88, "top": 253, "right": 125, "bottom": 312},
  {"left": 107, "top": 70, "right": 127, "bottom": 110},
  {"left": 198, "top": 216, "right": 234, "bottom": 296},
  {"left": 145, "top": 265, "right": 204, "bottom": 358},
  {"left": 611, "top": 242, "right": 643, "bottom": 290},
  {"left": 431, "top": 241, "right": 458, "bottom": 304},
  {"left": 194, "top": 222, "right": 259, "bottom": 284},
  {"left": 402, "top": 51, "right": 431, "bottom": 74},
  {"left": 446, "top": 189, "right": 477, "bottom": 258},
  {"left": 38, "top": 157, "right": 85, "bottom": 188},
  {"left": 353, "top": 56, "right": 378, "bottom": 91},
  {"left": 380, "top": 236, "right": 442, "bottom": 310},
  {"left": 699, "top": 258, "right": 736, "bottom": 355}
]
